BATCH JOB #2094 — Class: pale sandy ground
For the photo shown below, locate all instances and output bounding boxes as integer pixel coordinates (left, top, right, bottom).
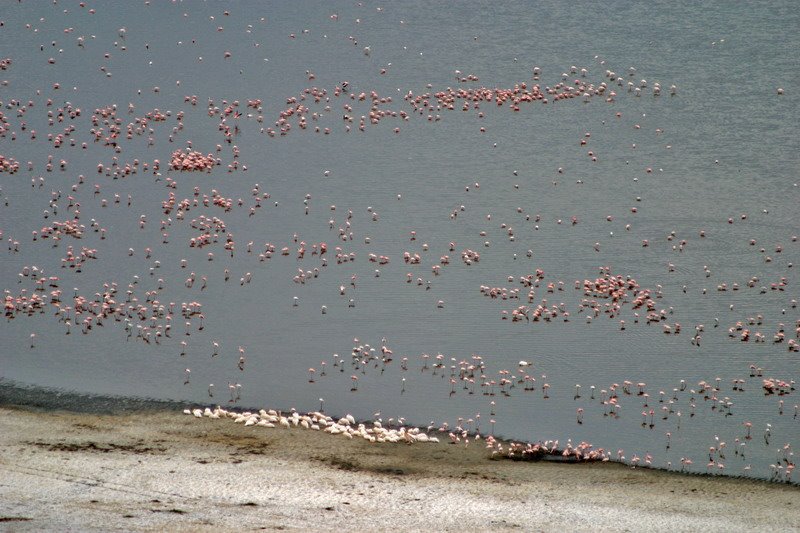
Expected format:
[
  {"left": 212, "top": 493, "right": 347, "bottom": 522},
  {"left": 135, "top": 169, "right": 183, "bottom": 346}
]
[{"left": 0, "top": 406, "right": 798, "bottom": 532}]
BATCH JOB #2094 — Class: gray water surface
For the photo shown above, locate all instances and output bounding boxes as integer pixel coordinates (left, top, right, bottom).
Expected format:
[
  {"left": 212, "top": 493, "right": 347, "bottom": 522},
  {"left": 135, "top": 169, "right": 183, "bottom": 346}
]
[{"left": 0, "top": 1, "right": 798, "bottom": 482}]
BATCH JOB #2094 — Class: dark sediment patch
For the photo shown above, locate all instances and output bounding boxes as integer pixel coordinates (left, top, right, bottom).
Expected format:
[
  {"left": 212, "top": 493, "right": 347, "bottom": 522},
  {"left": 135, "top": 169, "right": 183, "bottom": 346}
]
[{"left": 24, "top": 439, "right": 166, "bottom": 454}]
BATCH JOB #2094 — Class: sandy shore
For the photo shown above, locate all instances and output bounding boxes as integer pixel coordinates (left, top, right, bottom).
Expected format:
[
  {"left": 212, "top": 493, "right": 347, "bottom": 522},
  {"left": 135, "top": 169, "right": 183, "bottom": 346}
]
[{"left": 0, "top": 406, "right": 798, "bottom": 532}]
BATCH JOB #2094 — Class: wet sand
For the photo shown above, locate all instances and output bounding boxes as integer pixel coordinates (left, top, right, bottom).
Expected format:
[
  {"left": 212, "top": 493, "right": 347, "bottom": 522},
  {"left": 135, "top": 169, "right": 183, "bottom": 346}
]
[{"left": 0, "top": 406, "right": 797, "bottom": 532}]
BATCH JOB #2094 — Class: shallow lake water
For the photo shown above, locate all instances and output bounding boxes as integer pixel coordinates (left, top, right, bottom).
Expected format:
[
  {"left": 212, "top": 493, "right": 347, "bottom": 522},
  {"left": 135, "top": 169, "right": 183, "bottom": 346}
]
[{"left": 0, "top": 1, "right": 798, "bottom": 482}]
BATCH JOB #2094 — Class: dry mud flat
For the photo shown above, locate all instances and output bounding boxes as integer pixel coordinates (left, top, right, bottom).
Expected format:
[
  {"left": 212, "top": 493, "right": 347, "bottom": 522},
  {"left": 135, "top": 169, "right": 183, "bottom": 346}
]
[{"left": 0, "top": 406, "right": 798, "bottom": 532}]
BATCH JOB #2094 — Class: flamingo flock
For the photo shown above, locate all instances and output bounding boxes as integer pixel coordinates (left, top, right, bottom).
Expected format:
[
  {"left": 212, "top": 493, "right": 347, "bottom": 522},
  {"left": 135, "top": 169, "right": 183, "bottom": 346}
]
[
  {"left": 0, "top": 2, "right": 796, "bottom": 484},
  {"left": 184, "top": 405, "right": 440, "bottom": 444},
  {"left": 169, "top": 148, "right": 216, "bottom": 172}
]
